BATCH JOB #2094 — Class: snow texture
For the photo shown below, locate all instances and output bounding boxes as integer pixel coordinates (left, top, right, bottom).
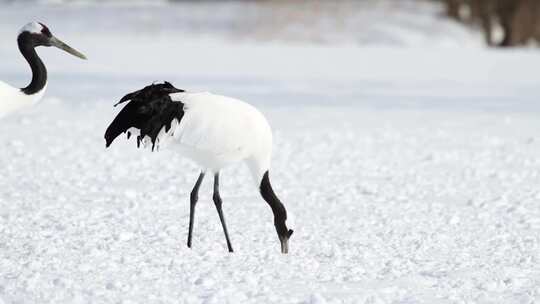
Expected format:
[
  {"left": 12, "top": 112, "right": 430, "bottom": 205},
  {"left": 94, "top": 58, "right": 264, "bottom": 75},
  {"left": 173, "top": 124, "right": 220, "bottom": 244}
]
[{"left": 1, "top": 1, "right": 540, "bottom": 303}]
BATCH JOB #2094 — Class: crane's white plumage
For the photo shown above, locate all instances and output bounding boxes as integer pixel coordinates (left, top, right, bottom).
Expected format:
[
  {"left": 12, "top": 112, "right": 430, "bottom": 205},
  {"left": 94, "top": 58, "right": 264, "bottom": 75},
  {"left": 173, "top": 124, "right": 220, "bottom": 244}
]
[
  {"left": 170, "top": 92, "right": 273, "bottom": 183},
  {"left": 104, "top": 82, "right": 293, "bottom": 253},
  {"left": 0, "top": 80, "right": 46, "bottom": 118}
]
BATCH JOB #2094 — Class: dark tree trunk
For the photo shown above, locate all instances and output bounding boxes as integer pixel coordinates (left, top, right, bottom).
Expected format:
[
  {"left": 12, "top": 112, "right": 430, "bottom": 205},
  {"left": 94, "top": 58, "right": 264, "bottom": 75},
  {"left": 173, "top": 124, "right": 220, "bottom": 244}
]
[
  {"left": 440, "top": 0, "right": 540, "bottom": 47},
  {"left": 445, "top": 0, "right": 462, "bottom": 20}
]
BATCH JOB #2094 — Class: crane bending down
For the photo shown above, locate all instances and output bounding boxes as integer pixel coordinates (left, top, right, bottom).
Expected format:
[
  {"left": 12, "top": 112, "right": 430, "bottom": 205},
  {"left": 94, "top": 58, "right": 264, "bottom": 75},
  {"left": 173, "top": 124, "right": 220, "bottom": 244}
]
[
  {"left": 0, "top": 22, "right": 86, "bottom": 118},
  {"left": 104, "top": 82, "right": 294, "bottom": 254}
]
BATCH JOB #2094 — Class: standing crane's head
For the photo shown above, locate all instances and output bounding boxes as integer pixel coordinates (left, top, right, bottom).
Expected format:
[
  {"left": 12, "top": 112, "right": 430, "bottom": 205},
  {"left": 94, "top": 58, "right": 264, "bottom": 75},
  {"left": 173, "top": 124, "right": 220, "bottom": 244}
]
[{"left": 18, "top": 22, "right": 87, "bottom": 60}]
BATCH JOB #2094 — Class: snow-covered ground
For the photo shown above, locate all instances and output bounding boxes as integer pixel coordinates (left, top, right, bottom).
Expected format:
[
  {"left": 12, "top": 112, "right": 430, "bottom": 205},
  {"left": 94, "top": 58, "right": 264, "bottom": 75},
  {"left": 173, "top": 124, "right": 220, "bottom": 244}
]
[{"left": 1, "top": 1, "right": 540, "bottom": 303}]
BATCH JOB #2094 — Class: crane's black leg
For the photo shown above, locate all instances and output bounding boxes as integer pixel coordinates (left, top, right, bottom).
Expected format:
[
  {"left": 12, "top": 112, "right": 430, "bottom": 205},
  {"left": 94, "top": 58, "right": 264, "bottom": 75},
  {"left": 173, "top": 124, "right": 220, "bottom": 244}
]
[
  {"left": 213, "top": 172, "right": 234, "bottom": 252},
  {"left": 187, "top": 172, "right": 205, "bottom": 249}
]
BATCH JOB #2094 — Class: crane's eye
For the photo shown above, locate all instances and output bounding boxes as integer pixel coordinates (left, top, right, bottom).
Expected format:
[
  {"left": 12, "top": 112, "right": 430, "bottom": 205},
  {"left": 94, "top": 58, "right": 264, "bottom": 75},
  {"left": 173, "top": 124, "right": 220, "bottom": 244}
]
[{"left": 38, "top": 23, "right": 52, "bottom": 38}]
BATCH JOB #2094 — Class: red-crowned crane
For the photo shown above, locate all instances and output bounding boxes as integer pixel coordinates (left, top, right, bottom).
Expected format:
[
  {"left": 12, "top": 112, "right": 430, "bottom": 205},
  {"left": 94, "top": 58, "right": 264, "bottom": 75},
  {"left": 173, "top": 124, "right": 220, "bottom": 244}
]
[
  {"left": 104, "top": 82, "right": 294, "bottom": 254},
  {"left": 0, "top": 22, "right": 86, "bottom": 118}
]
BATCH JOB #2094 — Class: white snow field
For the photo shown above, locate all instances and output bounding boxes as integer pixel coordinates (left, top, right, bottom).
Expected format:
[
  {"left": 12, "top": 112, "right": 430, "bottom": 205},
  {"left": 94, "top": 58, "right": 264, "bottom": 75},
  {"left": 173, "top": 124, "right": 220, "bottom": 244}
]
[{"left": 1, "top": 1, "right": 540, "bottom": 303}]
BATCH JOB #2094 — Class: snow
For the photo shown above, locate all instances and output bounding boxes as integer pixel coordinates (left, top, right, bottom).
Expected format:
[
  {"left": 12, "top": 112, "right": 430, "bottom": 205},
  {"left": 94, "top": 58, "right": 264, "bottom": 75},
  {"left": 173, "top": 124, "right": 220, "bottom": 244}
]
[{"left": 1, "top": 1, "right": 540, "bottom": 303}]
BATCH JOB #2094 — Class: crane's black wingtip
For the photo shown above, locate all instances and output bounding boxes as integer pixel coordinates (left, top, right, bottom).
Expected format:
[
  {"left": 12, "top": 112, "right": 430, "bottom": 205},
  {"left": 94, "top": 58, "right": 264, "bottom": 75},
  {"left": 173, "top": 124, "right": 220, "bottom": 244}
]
[
  {"left": 113, "top": 81, "right": 183, "bottom": 107},
  {"left": 104, "top": 81, "right": 186, "bottom": 151}
]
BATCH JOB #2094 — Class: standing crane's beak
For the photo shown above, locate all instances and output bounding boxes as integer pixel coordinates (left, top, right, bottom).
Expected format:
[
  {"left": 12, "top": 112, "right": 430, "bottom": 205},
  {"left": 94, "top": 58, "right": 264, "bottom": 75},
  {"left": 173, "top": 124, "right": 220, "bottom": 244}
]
[{"left": 49, "top": 36, "right": 87, "bottom": 60}]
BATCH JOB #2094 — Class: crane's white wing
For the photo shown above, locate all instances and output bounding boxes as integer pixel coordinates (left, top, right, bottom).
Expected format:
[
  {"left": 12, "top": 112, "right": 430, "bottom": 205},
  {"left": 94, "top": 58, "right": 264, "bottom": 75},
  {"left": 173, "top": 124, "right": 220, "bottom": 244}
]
[{"left": 172, "top": 92, "right": 271, "bottom": 159}]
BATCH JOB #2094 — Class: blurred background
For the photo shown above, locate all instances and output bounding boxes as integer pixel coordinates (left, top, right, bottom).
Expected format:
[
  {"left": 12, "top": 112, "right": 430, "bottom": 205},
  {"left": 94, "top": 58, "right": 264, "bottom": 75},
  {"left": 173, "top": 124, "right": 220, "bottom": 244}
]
[
  {"left": 0, "top": 0, "right": 539, "bottom": 48},
  {"left": 439, "top": 0, "right": 540, "bottom": 47}
]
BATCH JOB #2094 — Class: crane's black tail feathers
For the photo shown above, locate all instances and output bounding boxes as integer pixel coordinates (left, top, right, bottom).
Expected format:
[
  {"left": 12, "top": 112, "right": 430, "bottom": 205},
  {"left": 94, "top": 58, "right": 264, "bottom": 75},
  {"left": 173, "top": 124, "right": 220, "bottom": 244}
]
[{"left": 104, "top": 82, "right": 185, "bottom": 151}]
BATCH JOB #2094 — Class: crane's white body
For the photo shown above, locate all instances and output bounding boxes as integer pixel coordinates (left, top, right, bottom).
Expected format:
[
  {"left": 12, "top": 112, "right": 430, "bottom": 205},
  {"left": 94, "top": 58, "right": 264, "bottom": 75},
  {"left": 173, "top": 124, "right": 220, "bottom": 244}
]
[
  {"left": 137, "top": 92, "right": 273, "bottom": 183},
  {"left": 0, "top": 81, "right": 46, "bottom": 119}
]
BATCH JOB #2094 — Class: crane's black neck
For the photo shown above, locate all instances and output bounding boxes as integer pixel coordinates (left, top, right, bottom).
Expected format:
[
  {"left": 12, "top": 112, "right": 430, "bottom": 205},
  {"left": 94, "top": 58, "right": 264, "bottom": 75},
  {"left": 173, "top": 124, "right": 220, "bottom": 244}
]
[
  {"left": 260, "top": 171, "right": 290, "bottom": 236},
  {"left": 18, "top": 33, "right": 47, "bottom": 96}
]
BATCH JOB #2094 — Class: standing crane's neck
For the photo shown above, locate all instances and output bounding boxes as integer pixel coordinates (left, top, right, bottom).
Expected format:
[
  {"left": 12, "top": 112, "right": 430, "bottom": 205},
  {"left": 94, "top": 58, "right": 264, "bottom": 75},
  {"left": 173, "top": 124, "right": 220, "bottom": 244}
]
[{"left": 18, "top": 34, "right": 47, "bottom": 96}]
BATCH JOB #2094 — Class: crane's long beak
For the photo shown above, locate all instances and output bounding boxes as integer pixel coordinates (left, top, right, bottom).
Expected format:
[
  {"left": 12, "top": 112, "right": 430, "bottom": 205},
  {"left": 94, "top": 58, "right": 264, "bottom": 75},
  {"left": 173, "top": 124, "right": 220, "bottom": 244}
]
[
  {"left": 50, "top": 36, "right": 87, "bottom": 60},
  {"left": 280, "top": 238, "right": 289, "bottom": 254},
  {"left": 279, "top": 235, "right": 289, "bottom": 254}
]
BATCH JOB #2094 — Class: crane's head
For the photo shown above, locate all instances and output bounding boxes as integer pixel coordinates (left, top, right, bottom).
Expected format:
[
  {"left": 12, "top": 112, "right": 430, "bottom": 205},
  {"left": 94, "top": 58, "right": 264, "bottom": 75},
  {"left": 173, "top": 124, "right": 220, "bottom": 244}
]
[{"left": 18, "top": 22, "right": 87, "bottom": 60}]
